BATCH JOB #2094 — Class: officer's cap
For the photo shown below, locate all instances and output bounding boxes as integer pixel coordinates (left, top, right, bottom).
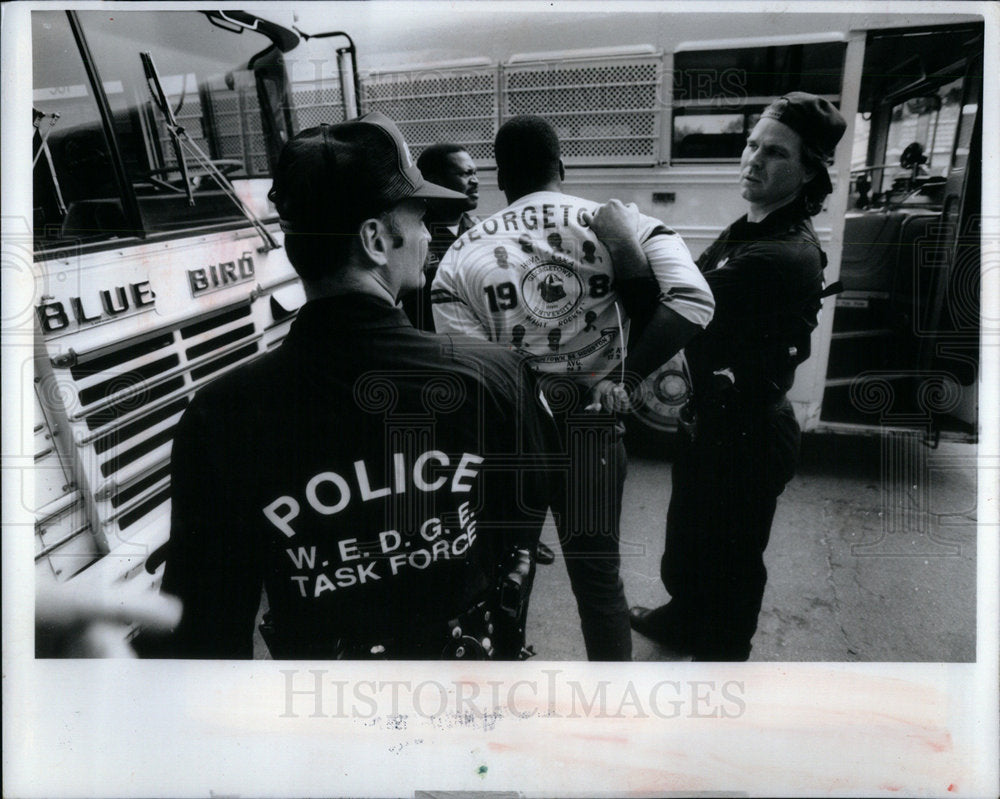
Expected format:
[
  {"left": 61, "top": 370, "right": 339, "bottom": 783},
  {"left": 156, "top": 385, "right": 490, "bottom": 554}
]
[{"left": 269, "top": 112, "right": 467, "bottom": 235}]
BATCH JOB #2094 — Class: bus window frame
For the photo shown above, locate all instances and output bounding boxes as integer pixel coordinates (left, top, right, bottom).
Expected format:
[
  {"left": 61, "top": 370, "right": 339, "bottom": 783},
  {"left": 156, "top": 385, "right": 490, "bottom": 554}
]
[
  {"left": 65, "top": 11, "right": 144, "bottom": 246},
  {"left": 669, "top": 33, "right": 847, "bottom": 164},
  {"left": 34, "top": 11, "right": 295, "bottom": 259},
  {"left": 857, "top": 22, "right": 984, "bottom": 200},
  {"left": 868, "top": 60, "right": 971, "bottom": 200}
]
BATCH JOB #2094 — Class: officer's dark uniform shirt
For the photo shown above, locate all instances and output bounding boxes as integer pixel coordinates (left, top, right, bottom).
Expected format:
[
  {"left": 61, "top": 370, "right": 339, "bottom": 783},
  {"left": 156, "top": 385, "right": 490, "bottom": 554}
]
[
  {"left": 162, "top": 294, "right": 554, "bottom": 658},
  {"left": 655, "top": 198, "right": 826, "bottom": 660},
  {"left": 685, "top": 199, "right": 825, "bottom": 406}
]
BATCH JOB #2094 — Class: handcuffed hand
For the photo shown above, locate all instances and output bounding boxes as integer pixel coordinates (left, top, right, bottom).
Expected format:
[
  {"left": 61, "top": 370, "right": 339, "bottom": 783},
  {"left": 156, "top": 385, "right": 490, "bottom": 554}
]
[{"left": 585, "top": 379, "right": 633, "bottom": 414}]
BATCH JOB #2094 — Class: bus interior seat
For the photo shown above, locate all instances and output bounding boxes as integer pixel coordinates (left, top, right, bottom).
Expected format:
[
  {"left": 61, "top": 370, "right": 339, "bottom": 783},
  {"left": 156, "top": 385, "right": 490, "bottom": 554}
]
[
  {"left": 840, "top": 211, "right": 905, "bottom": 293},
  {"left": 888, "top": 211, "right": 941, "bottom": 355}
]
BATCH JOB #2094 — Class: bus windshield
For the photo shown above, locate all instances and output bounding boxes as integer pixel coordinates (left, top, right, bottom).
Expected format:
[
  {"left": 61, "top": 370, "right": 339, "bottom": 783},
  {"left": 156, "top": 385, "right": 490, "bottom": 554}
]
[{"left": 32, "top": 10, "right": 294, "bottom": 252}]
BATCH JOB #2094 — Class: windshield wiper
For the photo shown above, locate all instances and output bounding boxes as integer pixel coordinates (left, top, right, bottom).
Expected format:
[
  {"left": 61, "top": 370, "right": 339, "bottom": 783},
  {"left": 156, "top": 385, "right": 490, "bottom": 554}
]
[
  {"left": 140, "top": 51, "right": 279, "bottom": 252},
  {"left": 33, "top": 108, "right": 67, "bottom": 216}
]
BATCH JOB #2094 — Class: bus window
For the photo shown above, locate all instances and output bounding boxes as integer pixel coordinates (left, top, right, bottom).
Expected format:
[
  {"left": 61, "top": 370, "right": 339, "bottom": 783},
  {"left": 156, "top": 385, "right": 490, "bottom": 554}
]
[
  {"left": 855, "top": 77, "right": 964, "bottom": 208},
  {"left": 883, "top": 80, "right": 962, "bottom": 201},
  {"left": 32, "top": 12, "right": 127, "bottom": 250},
  {"left": 73, "top": 11, "right": 289, "bottom": 236},
  {"left": 503, "top": 50, "right": 663, "bottom": 166},
  {"left": 671, "top": 41, "right": 845, "bottom": 161}
]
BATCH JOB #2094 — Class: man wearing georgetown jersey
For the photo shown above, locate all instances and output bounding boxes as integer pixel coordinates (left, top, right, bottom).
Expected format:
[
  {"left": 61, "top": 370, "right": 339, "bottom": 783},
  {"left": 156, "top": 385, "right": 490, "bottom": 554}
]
[
  {"left": 432, "top": 115, "right": 713, "bottom": 660},
  {"left": 432, "top": 172, "right": 713, "bottom": 386}
]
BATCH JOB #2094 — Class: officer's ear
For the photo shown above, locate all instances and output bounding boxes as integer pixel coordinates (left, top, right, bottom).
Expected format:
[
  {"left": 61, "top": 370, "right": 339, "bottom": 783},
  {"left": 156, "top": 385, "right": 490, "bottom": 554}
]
[
  {"left": 558, "top": 159, "right": 565, "bottom": 182},
  {"left": 496, "top": 166, "right": 506, "bottom": 193},
  {"left": 358, "top": 217, "right": 390, "bottom": 266}
]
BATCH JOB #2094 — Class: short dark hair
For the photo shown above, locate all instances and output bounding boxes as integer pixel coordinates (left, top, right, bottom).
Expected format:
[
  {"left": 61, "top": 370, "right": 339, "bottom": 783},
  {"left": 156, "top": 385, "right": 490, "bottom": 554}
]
[
  {"left": 494, "top": 116, "right": 561, "bottom": 193},
  {"left": 281, "top": 229, "right": 359, "bottom": 281},
  {"left": 416, "top": 143, "right": 469, "bottom": 180}
]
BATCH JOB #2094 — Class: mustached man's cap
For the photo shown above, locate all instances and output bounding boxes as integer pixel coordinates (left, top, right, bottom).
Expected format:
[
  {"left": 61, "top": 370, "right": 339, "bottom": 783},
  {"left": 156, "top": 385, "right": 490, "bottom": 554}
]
[{"left": 268, "top": 111, "right": 467, "bottom": 234}]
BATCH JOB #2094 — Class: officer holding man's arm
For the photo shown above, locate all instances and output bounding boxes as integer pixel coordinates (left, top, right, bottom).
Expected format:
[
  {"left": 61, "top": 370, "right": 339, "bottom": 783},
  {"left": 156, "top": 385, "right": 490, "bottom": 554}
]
[
  {"left": 431, "top": 116, "right": 713, "bottom": 661},
  {"left": 622, "top": 93, "right": 847, "bottom": 660}
]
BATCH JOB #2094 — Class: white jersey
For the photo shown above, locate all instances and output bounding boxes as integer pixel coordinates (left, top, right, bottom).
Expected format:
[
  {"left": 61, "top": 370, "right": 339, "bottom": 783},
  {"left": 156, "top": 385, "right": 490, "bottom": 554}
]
[{"left": 432, "top": 190, "right": 713, "bottom": 387}]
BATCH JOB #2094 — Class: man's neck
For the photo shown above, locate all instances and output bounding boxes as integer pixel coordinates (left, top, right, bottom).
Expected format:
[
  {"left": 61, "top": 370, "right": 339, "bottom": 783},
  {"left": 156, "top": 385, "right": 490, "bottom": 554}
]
[
  {"left": 429, "top": 211, "right": 464, "bottom": 228},
  {"left": 304, "top": 267, "right": 396, "bottom": 305},
  {"left": 747, "top": 195, "right": 799, "bottom": 223},
  {"left": 427, "top": 203, "right": 466, "bottom": 227},
  {"left": 505, "top": 179, "right": 561, "bottom": 204}
]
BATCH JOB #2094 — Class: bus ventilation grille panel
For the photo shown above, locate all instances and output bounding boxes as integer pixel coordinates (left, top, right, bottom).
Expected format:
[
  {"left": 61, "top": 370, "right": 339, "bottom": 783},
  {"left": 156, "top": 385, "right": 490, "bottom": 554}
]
[{"left": 37, "top": 300, "right": 263, "bottom": 579}]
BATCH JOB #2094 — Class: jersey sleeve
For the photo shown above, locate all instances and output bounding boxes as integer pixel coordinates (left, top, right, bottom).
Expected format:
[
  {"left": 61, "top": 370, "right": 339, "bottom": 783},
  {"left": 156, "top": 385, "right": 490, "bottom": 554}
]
[
  {"left": 159, "top": 395, "right": 264, "bottom": 658},
  {"left": 639, "top": 220, "right": 715, "bottom": 329},
  {"left": 431, "top": 247, "right": 493, "bottom": 341}
]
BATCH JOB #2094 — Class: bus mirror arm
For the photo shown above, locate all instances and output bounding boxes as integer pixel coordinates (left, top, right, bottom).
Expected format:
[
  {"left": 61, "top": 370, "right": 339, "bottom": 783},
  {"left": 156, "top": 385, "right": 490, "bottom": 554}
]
[
  {"left": 140, "top": 52, "right": 281, "bottom": 253},
  {"left": 291, "top": 28, "right": 362, "bottom": 119}
]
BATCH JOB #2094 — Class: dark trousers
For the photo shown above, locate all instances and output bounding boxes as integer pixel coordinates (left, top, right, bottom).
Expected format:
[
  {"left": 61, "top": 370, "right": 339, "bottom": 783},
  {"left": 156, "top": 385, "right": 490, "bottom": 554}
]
[
  {"left": 551, "top": 411, "right": 632, "bottom": 661},
  {"left": 660, "top": 400, "right": 800, "bottom": 660}
]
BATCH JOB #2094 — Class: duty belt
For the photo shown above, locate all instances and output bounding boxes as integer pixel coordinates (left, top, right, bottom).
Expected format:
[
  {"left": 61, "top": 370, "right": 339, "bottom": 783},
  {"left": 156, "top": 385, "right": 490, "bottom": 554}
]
[
  {"left": 259, "top": 599, "right": 503, "bottom": 660},
  {"left": 678, "top": 392, "right": 789, "bottom": 443},
  {"left": 259, "top": 547, "right": 537, "bottom": 660},
  {"left": 342, "top": 600, "right": 502, "bottom": 660}
]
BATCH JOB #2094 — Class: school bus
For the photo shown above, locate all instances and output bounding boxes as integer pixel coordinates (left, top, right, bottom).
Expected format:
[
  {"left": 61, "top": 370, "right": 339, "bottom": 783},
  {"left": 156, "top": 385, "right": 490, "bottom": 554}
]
[
  {"left": 297, "top": 8, "right": 982, "bottom": 442},
  {"left": 26, "top": 7, "right": 984, "bottom": 643},
  {"left": 29, "top": 9, "right": 359, "bottom": 620}
]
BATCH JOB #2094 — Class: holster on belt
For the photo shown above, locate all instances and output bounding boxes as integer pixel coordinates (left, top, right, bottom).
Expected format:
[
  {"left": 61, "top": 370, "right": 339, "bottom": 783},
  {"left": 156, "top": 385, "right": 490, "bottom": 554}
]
[
  {"left": 680, "top": 367, "right": 787, "bottom": 442},
  {"left": 495, "top": 547, "right": 537, "bottom": 660},
  {"left": 258, "top": 546, "right": 538, "bottom": 661}
]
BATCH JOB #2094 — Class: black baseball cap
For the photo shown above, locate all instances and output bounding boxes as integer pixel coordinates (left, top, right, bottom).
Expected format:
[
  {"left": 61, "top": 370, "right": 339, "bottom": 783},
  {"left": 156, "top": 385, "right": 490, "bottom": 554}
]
[
  {"left": 760, "top": 92, "right": 846, "bottom": 196},
  {"left": 269, "top": 111, "right": 467, "bottom": 235},
  {"left": 761, "top": 92, "right": 846, "bottom": 161}
]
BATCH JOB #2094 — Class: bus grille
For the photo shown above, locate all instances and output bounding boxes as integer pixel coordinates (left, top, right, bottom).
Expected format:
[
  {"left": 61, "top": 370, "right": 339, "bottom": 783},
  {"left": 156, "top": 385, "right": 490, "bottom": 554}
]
[{"left": 36, "top": 296, "right": 294, "bottom": 580}]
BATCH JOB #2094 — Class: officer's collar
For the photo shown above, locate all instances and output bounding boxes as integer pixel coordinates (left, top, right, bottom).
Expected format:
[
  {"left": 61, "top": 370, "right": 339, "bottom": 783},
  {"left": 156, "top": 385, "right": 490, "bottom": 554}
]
[
  {"left": 732, "top": 199, "right": 808, "bottom": 236},
  {"left": 289, "top": 293, "right": 411, "bottom": 338}
]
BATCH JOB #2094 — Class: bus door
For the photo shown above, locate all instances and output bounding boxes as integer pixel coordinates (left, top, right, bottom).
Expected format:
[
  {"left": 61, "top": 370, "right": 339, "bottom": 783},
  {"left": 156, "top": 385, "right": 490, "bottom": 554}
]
[{"left": 821, "top": 24, "right": 983, "bottom": 441}]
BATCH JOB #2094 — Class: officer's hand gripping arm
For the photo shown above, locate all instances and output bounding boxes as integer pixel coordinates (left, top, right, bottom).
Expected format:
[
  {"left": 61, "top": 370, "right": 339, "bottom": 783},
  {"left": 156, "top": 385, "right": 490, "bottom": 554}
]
[{"left": 585, "top": 200, "right": 712, "bottom": 387}]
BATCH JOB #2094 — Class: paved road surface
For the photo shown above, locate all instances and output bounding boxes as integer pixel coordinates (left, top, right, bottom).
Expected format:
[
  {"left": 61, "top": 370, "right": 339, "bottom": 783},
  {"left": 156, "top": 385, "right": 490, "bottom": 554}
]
[{"left": 528, "top": 433, "right": 978, "bottom": 662}]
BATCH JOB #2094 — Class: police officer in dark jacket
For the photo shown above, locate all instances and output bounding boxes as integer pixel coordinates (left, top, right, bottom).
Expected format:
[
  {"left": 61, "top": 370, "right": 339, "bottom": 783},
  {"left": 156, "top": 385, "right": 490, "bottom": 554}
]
[
  {"left": 160, "top": 112, "right": 556, "bottom": 659},
  {"left": 628, "top": 92, "right": 847, "bottom": 660}
]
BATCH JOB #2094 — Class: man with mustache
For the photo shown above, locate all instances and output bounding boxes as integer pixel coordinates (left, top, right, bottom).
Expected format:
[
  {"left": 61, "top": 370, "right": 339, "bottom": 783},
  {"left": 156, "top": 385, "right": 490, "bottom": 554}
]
[
  {"left": 401, "top": 144, "right": 480, "bottom": 331},
  {"left": 629, "top": 92, "right": 847, "bottom": 661}
]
